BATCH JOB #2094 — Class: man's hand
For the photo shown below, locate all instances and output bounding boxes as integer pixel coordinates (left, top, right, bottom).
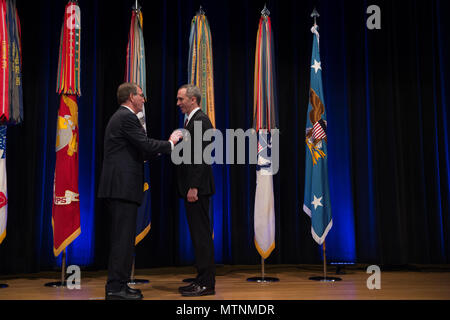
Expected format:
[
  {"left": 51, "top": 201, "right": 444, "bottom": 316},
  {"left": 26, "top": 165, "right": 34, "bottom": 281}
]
[
  {"left": 187, "top": 188, "right": 198, "bottom": 202},
  {"left": 169, "top": 129, "right": 183, "bottom": 145}
]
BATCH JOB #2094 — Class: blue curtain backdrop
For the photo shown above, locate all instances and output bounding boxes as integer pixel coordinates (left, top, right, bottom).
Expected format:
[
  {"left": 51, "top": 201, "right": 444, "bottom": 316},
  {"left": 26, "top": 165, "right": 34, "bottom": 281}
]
[{"left": 0, "top": 0, "right": 449, "bottom": 274}]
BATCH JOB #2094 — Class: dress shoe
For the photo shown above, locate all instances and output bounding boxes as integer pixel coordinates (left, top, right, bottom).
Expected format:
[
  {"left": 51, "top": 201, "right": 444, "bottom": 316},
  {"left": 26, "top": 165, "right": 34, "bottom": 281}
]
[
  {"left": 178, "top": 282, "right": 197, "bottom": 293},
  {"left": 180, "top": 283, "right": 215, "bottom": 297},
  {"left": 105, "top": 288, "right": 143, "bottom": 300},
  {"left": 126, "top": 286, "right": 142, "bottom": 295}
]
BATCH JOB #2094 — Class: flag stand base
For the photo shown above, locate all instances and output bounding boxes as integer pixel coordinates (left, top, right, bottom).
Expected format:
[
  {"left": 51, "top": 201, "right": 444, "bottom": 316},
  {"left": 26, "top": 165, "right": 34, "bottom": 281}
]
[
  {"left": 309, "top": 276, "right": 341, "bottom": 282},
  {"left": 247, "top": 258, "right": 279, "bottom": 283},
  {"left": 0, "top": 284, "right": 8, "bottom": 288},
  {"left": 247, "top": 277, "right": 279, "bottom": 283},
  {"left": 309, "top": 241, "right": 341, "bottom": 282},
  {"left": 44, "top": 249, "right": 67, "bottom": 288},
  {"left": 128, "top": 257, "right": 149, "bottom": 285},
  {"left": 44, "top": 281, "right": 67, "bottom": 287}
]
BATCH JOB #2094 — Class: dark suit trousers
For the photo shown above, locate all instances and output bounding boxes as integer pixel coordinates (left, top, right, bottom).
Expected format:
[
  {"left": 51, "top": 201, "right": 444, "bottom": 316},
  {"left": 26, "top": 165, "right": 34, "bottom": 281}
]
[
  {"left": 105, "top": 198, "right": 138, "bottom": 292},
  {"left": 184, "top": 195, "right": 215, "bottom": 288}
]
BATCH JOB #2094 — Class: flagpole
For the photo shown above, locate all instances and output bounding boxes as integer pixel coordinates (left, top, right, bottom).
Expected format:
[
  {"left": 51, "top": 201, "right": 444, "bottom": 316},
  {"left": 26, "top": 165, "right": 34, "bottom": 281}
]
[
  {"left": 247, "top": 4, "right": 279, "bottom": 284},
  {"left": 309, "top": 240, "right": 341, "bottom": 282},
  {"left": 262, "top": 257, "right": 265, "bottom": 280},
  {"left": 128, "top": 255, "right": 149, "bottom": 285},
  {"left": 323, "top": 240, "right": 327, "bottom": 279},
  {"left": 61, "top": 249, "right": 66, "bottom": 284},
  {"left": 247, "top": 257, "right": 279, "bottom": 283},
  {"left": 44, "top": 249, "right": 67, "bottom": 287}
]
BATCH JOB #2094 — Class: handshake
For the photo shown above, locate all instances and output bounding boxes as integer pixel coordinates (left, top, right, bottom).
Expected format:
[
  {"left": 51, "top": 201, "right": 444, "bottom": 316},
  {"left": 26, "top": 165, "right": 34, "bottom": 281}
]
[{"left": 169, "top": 129, "right": 184, "bottom": 145}]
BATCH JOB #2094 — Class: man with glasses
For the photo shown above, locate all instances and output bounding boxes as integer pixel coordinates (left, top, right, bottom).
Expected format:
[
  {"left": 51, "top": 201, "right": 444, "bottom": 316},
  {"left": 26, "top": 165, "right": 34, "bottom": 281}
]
[{"left": 98, "top": 82, "right": 182, "bottom": 300}]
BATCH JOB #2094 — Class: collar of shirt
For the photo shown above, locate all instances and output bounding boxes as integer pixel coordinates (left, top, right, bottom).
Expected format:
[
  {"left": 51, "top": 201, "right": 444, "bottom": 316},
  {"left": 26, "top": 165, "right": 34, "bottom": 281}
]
[
  {"left": 121, "top": 105, "right": 137, "bottom": 117},
  {"left": 185, "top": 107, "right": 200, "bottom": 126}
]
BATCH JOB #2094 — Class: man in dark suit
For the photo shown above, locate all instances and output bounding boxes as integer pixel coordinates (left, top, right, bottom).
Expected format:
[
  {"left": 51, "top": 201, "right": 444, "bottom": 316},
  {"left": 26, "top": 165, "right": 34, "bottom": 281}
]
[
  {"left": 176, "top": 84, "right": 215, "bottom": 296},
  {"left": 98, "top": 82, "right": 182, "bottom": 300}
]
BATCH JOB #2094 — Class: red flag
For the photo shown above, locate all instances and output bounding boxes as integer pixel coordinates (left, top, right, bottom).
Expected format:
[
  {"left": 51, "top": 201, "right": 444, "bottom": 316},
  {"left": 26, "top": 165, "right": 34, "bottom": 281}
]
[
  {"left": 52, "top": 94, "right": 80, "bottom": 256},
  {"left": 52, "top": 1, "right": 81, "bottom": 256}
]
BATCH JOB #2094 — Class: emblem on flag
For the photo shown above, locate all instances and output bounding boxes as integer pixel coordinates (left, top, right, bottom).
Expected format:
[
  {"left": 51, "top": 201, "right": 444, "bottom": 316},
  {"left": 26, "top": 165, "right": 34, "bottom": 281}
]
[{"left": 303, "top": 23, "right": 332, "bottom": 245}]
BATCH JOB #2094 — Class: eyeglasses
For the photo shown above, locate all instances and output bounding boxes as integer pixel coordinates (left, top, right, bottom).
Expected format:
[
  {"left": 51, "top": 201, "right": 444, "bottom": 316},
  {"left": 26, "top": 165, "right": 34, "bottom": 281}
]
[{"left": 135, "top": 93, "right": 145, "bottom": 98}]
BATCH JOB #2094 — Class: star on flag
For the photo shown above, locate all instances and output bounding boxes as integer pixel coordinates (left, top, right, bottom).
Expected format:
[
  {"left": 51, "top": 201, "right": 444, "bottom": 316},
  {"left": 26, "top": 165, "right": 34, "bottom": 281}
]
[
  {"left": 311, "top": 195, "right": 323, "bottom": 210},
  {"left": 311, "top": 59, "right": 322, "bottom": 73}
]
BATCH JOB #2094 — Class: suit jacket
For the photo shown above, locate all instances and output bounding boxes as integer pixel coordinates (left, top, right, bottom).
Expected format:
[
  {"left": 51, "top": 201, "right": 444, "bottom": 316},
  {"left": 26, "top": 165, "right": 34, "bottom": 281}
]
[
  {"left": 176, "top": 109, "right": 215, "bottom": 198},
  {"left": 98, "top": 106, "right": 172, "bottom": 205}
]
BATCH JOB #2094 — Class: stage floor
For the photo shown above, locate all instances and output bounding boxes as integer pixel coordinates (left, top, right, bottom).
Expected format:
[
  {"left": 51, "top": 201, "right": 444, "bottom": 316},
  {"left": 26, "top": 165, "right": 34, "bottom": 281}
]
[{"left": 0, "top": 264, "right": 449, "bottom": 300}]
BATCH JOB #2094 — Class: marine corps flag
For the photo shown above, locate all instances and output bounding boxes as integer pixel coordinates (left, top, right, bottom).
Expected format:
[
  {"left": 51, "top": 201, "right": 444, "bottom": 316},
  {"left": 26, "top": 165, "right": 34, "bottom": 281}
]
[
  {"left": 52, "top": 1, "right": 81, "bottom": 256},
  {"left": 188, "top": 7, "right": 215, "bottom": 128},
  {"left": 125, "top": 4, "right": 151, "bottom": 245},
  {"left": 253, "top": 7, "right": 278, "bottom": 259},
  {"left": 303, "top": 23, "right": 332, "bottom": 245}
]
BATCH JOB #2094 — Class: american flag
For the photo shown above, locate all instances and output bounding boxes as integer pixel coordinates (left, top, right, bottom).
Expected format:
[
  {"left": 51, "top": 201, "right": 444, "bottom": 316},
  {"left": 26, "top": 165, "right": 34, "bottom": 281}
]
[{"left": 312, "top": 120, "right": 326, "bottom": 140}]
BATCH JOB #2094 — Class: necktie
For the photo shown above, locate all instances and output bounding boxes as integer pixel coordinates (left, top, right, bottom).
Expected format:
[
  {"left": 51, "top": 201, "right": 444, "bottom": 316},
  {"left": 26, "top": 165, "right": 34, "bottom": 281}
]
[{"left": 184, "top": 118, "right": 188, "bottom": 128}]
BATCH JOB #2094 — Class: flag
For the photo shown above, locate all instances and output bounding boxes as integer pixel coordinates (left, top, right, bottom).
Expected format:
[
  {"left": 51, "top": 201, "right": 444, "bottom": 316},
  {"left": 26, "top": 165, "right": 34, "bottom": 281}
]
[
  {"left": 0, "top": 0, "right": 22, "bottom": 245},
  {"left": 188, "top": 9, "right": 215, "bottom": 128},
  {"left": 303, "top": 23, "right": 332, "bottom": 245},
  {"left": 253, "top": 8, "right": 278, "bottom": 259},
  {"left": 52, "top": 1, "right": 81, "bottom": 256},
  {"left": 0, "top": 0, "right": 23, "bottom": 126},
  {"left": 0, "top": 0, "right": 9, "bottom": 123},
  {"left": 0, "top": 125, "right": 7, "bottom": 244},
  {"left": 125, "top": 5, "right": 151, "bottom": 245},
  {"left": 6, "top": 0, "right": 22, "bottom": 125},
  {"left": 188, "top": 8, "right": 216, "bottom": 237},
  {"left": 135, "top": 163, "right": 151, "bottom": 245}
]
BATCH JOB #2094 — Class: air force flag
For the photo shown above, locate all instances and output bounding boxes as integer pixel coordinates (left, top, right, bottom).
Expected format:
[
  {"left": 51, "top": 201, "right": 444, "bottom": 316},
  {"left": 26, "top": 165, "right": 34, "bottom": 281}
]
[{"left": 303, "top": 24, "right": 332, "bottom": 245}]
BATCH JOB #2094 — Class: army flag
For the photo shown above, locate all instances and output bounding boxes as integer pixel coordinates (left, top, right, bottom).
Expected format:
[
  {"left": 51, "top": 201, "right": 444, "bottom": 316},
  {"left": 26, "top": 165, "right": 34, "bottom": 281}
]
[
  {"left": 303, "top": 23, "right": 332, "bottom": 245},
  {"left": 188, "top": 8, "right": 215, "bottom": 127},
  {"left": 52, "top": 1, "right": 81, "bottom": 256},
  {"left": 253, "top": 8, "right": 278, "bottom": 259},
  {"left": 125, "top": 4, "right": 151, "bottom": 244}
]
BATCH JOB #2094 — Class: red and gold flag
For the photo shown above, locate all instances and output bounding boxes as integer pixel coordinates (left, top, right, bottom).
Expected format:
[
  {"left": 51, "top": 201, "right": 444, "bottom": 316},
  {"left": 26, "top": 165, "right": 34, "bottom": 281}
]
[
  {"left": 52, "top": 1, "right": 81, "bottom": 256},
  {"left": 52, "top": 94, "right": 80, "bottom": 256}
]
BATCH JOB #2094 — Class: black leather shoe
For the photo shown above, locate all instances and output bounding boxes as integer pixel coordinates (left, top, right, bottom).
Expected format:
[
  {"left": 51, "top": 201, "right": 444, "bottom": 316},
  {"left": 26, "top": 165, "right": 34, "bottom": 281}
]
[
  {"left": 105, "top": 288, "right": 143, "bottom": 300},
  {"left": 178, "top": 281, "right": 198, "bottom": 293},
  {"left": 126, "top": 286, "right": 142, "bottom": 295},
  {"left": 180, "top": 283, "right": 215, "bottom": 297}
]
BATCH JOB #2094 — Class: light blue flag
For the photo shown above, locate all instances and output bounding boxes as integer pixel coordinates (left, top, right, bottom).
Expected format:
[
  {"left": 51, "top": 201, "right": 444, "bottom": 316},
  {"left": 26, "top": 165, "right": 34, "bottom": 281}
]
[{"left": 303, "top": 24, "right": 332, "bottom": 245}]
